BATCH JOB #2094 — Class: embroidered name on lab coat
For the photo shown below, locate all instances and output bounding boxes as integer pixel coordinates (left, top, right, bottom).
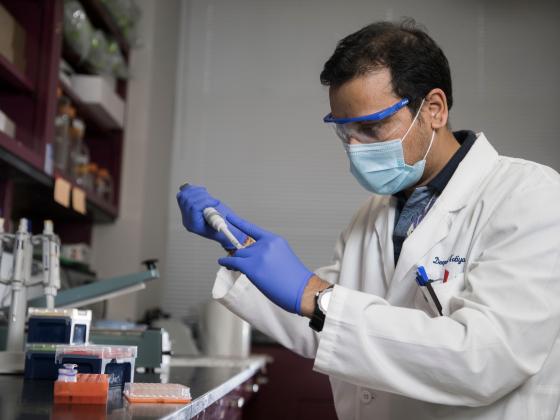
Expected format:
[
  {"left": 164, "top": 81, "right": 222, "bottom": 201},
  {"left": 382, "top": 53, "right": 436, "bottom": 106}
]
[{"left": 432, "top": 255, "right": 466, "bottom": 266}]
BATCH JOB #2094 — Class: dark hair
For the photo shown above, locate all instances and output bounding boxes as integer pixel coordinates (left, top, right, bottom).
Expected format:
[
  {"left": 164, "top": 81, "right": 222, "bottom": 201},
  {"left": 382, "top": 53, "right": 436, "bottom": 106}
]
[{"left": 320, "top": 19, "right": 453, "bottom": 114}]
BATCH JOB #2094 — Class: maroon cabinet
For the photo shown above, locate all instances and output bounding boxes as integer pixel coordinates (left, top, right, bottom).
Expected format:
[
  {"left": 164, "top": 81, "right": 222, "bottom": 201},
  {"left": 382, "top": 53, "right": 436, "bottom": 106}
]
[
  {"left": 244, "top": 344, "right": 337, "bottom": 420},
  {"left": 0, "top": 0, "right": 129, "bottom": 243}
]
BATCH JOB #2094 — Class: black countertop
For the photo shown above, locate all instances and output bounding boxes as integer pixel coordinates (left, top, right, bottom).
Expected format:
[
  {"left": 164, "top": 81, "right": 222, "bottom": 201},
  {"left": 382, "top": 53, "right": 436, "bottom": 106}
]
[{"left": 0, "top": 357, "right": 267, "bottom": 419}]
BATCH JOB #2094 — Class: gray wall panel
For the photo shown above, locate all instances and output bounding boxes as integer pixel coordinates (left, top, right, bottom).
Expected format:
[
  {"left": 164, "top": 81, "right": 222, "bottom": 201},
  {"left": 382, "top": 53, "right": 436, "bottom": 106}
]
[{"left": 163, "top": 0, "right": 560, "bottom": 320}]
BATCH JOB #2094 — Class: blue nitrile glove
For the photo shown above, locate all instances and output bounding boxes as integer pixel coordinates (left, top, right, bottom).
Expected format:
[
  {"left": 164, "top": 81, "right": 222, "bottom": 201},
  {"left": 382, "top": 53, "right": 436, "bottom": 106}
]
[
  {"left": 176, "top": 184, "right": 247, "bottom": 250},
  {"left": 217, "top": 213, "right": 315, "bottom": 314}
]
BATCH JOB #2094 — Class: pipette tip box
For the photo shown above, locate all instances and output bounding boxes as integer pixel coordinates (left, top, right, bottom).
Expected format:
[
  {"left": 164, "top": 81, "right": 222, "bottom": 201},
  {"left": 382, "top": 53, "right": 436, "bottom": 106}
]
[
  {"left": 54, "top": 373, "right": 110, "bottom": 404},
  {"left": 24, "top": 343, "right": 58, "bottom": 380},
  {"left": 123, "top": 383, "right": 192, "bottom": 404},
  {"left": 55, "top": 344, "right": 137, "bottom": 388},
  {"left": 27, "top": 308, "right": 92, "bottom": 345}
]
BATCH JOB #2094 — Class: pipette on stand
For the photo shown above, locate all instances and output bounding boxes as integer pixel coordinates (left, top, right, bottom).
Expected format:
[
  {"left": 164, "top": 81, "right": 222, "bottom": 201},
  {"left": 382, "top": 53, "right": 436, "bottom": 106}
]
[
  {"left": 41, "top": 220, "right": 61, "bottom": 310},
  {"left": 7, "top": 219, "right": 31, "bottom": 351},
  {"left": 179, "top": 183, "right": 245, "bottom": 250},
  {"left": 0, "top": 218, "right": 5, "bottom": 274},
  {"left": 0, "top": 217, "right": 11, "bottom": 286}
]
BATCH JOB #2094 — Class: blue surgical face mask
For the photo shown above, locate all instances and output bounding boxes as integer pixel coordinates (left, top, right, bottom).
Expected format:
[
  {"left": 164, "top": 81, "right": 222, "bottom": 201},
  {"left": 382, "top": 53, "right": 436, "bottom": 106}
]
[{"left": 345, "top": 102, "right": 436, "bottom": 195}]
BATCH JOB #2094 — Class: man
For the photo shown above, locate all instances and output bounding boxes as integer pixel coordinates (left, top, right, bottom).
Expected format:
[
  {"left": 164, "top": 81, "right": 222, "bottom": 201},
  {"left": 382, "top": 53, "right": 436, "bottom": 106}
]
[{"left": 177, "top": 20, "right": 560, "bottom": 419}]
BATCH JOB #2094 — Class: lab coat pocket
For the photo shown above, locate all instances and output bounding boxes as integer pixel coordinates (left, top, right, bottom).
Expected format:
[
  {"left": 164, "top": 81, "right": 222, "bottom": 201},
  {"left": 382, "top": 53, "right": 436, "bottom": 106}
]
[
  {"left": 431, "top": 273, "right": 465, "bottom": 316},
  {"left": 415, "top": 274, "right": 465, "bottom": 317}
]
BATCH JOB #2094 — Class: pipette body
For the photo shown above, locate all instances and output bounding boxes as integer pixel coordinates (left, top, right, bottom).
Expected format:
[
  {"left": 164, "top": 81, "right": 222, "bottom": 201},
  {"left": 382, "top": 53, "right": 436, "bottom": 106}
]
[
  {"left": 42, "top": 220, "right": 61, "bottom": 309},
  {"left": 7, "top": 219, "right": 31, "bottom": 351},
  {"left": 203, "top": 207, "right": 244, "bottom": 250}
]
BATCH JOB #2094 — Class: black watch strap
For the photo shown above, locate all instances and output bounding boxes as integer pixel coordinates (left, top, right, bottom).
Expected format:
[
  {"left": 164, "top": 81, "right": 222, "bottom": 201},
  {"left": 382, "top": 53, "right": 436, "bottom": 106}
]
[{"left": 309, "top": 286, "right": 333, "bottom": 332}]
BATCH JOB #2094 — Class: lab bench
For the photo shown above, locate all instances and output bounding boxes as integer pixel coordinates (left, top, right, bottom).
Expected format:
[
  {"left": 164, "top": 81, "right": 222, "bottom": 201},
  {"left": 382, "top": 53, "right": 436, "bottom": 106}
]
[{"left": 0, "top": 356, "right": 267, "bottom": 419}]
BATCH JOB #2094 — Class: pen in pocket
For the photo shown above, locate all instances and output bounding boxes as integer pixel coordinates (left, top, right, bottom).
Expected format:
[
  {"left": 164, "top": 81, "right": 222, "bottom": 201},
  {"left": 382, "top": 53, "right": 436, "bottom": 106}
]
[{"left": 416, "top": 266, "right": 443, "bottom": 316}]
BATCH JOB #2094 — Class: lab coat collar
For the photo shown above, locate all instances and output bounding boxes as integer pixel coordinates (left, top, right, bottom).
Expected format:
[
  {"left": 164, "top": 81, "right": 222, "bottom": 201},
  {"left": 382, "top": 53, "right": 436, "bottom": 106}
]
[
  {"left": 388, "top": 132, "right": 498, "bottom": 291},
  {"left": 373, "top": 196, "right": 397, "bottom": 287},
  {"left": 436, "top": 132, "right": 498, "bottom": 212}
]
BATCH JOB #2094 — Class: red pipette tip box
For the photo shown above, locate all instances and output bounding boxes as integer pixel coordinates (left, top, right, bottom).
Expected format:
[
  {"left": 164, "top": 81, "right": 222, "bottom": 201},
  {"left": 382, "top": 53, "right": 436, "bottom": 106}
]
[{"left": 54, "top": 373, "right": 110, "bottom": 405}]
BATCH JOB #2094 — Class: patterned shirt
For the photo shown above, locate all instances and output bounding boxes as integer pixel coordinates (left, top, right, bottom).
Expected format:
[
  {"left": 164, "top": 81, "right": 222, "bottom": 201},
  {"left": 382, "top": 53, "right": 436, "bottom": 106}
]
[{"left": 392, "top": 130, "right": 477, "bottom": 265}]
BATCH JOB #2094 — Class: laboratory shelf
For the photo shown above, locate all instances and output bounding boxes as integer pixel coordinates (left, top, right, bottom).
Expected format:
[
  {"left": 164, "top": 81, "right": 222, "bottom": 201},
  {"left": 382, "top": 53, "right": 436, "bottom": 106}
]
[
  {"left": 0, "top": 131, "right": 44, "bottom": 172},
  {"left": 59, "top": 79, "right": 123, "bottom": 133},
  {"left": 0, "top": 54, "right": 34, "bottom": 93},
  {"left": 53, "top": 169, "right": 119, "bottom": 220},
  {"left": 54, "top": 170, "right": 118, "bottom": 216},
  {"left": 0, "top": 139, "right": 117, "bottom": 228}
]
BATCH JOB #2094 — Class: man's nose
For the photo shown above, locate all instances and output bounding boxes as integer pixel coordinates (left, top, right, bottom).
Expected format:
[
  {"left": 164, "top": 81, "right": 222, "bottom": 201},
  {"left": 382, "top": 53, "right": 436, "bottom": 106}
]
[{"left": 347, "top": 137, "right": 361, "bottom": 145}]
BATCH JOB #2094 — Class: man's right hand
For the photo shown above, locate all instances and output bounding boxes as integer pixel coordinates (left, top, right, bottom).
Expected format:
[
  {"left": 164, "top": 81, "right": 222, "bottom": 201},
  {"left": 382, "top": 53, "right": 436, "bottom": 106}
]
[{"left": 176, "top": 184, "right": 247, "bottom": 250}]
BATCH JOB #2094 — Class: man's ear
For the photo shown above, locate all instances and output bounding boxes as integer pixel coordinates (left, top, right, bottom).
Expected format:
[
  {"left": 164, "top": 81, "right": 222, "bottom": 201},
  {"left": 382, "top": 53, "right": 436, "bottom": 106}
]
[{"left": 425, "top": 88, "right": 448, "bottom": 129}]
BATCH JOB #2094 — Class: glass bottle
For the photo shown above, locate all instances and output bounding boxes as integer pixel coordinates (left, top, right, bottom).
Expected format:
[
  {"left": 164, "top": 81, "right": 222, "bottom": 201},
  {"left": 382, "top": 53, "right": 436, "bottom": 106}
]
[
  {"left": 84, "top": 163, "right": 98, "bottom": 191},
  {"left": 75, "top": 163, "right": 88, "bottom": 189},
  {"left": 96, "top": 168, "right": 114, "bottom": 203},
  {"left": 69, "top": 118, "right": 90, "bottom": 181},
  {"left": 54, "top": 93, "right": 75, "bottom": 173}
]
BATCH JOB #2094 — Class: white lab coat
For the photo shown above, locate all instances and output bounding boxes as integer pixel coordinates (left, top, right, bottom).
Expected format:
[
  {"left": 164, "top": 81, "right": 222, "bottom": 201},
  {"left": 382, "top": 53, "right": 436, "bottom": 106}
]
[{"left": 212, "top": 133, "right": 560, "bottom": 420}]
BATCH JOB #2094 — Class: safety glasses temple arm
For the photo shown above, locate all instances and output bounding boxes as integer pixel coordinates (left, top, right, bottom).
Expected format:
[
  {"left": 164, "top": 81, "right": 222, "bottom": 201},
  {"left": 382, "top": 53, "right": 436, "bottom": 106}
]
[{"left": 323, "top": 98, "right": 410, "bottom": 124}]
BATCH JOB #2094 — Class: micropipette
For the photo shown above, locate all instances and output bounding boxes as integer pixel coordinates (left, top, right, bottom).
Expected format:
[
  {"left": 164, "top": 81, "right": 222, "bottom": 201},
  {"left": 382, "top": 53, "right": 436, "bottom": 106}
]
[
  {"left": 179, "top": 183, "right": 244, "bottom": 250},
  {"left": 7, "top": 219, "right": 31, "bottom": 351},
  {"left": 202, "top": 207, "right": 244, "bottom": 250},
  {"left": 41, "top": 220, "right": 61, "bottom": 310}
]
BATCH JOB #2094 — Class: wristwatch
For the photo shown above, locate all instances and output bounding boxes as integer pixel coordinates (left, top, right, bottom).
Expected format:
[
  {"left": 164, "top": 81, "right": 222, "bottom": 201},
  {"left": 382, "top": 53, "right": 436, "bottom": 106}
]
[{"left": 309, "top": 285, "right": 334, "bottom": 332}]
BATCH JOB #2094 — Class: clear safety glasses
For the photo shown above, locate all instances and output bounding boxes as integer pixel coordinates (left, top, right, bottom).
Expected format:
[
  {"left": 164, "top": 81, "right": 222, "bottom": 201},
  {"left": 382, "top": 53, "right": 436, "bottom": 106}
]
[{"left": 323, "top": 98, "right": 410, "bottom": 144}]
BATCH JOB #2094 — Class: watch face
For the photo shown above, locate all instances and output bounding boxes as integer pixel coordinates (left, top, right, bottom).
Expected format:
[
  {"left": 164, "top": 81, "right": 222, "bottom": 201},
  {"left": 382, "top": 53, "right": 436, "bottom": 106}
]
[{"left": 318, "top": 289, "right": 333, "bottom": 313}]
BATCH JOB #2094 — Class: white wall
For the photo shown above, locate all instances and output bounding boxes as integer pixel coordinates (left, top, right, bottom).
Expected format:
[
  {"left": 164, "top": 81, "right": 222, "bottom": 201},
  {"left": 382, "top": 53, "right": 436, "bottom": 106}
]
[
  {"left": 162, "top": 0, "right": 560, "bottom": 321},
  {"left": 91, "top": 0, "right": 181, "bottom": 321}
]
